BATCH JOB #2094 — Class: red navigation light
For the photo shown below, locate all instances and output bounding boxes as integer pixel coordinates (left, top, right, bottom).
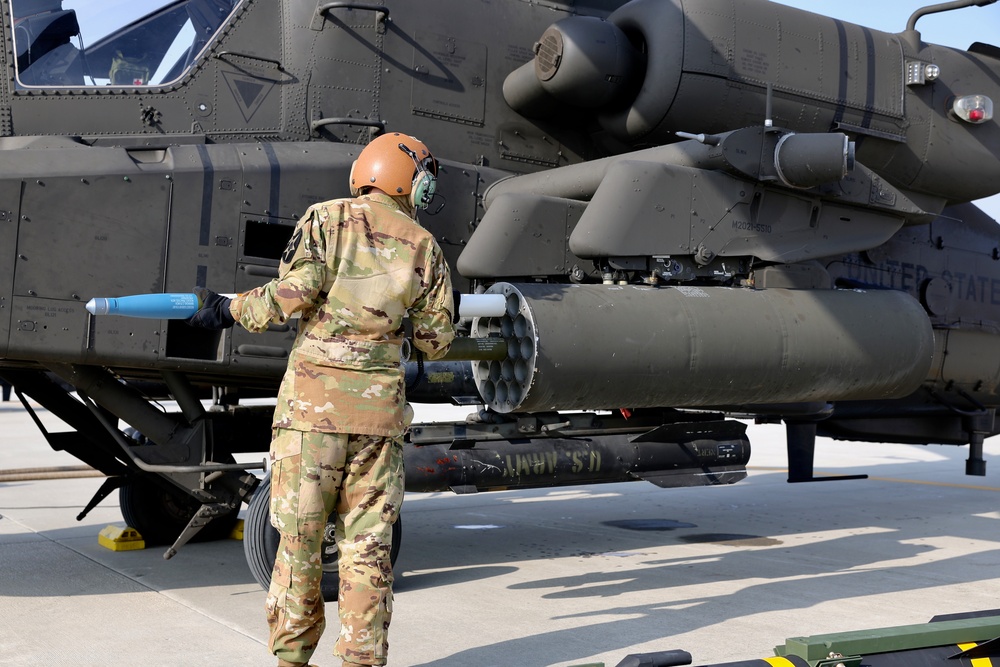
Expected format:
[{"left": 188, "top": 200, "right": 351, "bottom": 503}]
[{"left": 951, "top": 94, "right": 994, "bottom": 124}]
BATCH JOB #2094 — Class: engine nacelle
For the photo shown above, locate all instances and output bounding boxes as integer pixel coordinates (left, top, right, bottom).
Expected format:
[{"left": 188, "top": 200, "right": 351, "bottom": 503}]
[{"left": 504, "top": 0, "right": 1000, "bottom": 203}]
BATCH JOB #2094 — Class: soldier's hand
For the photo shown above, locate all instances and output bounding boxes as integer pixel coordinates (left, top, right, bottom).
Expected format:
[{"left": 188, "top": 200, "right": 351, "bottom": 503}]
[
  {"left": 187, "top": 287, "right": 235, "bottom": 329},
  {"left": 452, "top": 290, "right": 462, "bottom": 323}
]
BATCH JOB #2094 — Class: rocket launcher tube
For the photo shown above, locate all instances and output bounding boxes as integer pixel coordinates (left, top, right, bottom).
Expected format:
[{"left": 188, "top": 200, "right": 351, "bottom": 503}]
[
  {"left": 473, "top": 282, "right": 936, "bottom": 413},
  {"left": 85, "top": 292, "right": 507, "bottom": 320},
  {"left": 455, "top": 293, "right": 506, "bottom": 318}
]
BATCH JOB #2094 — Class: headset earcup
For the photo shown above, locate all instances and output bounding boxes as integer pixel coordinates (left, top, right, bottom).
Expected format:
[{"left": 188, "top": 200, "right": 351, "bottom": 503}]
[
  {"left": 349, "top": 160, "right": 360, "bottom": 197},
  {"left": 410, "top": 171, "right": 437, "bottom": 209}
]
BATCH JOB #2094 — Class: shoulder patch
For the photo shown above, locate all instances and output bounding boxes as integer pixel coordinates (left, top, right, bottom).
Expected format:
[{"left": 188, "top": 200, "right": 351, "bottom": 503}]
[{"left": 282, "top": 227, "right": 303, "bottom": 264}]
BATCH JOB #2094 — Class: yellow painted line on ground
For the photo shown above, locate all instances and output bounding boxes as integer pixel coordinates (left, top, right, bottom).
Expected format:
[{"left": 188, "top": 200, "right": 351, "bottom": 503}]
[{"left": 747, "top": 466, "right": 1000, "bottom": 492}]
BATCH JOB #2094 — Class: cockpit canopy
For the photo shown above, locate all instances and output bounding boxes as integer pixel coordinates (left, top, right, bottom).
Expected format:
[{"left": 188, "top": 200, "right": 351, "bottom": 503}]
[{"left": 11, "top": 0, "right": 239, "bottom": 87}]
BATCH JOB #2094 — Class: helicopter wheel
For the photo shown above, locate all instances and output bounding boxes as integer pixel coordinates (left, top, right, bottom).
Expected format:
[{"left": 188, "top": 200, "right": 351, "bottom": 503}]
[
  {"left": 118, "top": 477, "right": 240, "bottom": 546},
  {"left": 243, "top": 474, "right": 402, "bottom": 602}
]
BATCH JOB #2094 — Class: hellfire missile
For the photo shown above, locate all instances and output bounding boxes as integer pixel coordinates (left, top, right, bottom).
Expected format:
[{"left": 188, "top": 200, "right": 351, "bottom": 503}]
[{"left": 405, "top": 414, "right": 750, "bottom": 493}]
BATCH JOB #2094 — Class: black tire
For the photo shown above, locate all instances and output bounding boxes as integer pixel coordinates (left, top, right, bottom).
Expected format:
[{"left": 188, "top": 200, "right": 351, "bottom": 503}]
[
  {"left": 243, "top": 474, "right": 402, "bottom": 602},
  {"left": 119, "top": 478, "right": 240, "bottom": 546}
]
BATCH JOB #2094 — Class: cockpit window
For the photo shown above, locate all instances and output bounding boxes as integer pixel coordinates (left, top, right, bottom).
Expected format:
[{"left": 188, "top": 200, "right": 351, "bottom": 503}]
[{"left": 11, "top": 0, "right": 240, "bottom": 87}]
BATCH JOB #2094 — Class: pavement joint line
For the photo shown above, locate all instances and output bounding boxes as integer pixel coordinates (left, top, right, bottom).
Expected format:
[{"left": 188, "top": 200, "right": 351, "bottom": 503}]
[
  {"left": 0, "top": 510, "right": 52, "bottom": 534},
  {"left": 0, "top": 512, "right": 49, "bottom": 541},
  {"left": 747, "top": 466, "right": 1000, "bottom": 491},
  {"left": 151, "top": 586, "right": 267, "bottom": 646},
  {"left": 0, "top": 514, "right": 167, "bottom": 596},
  {"left": 1, "top": 511, "right": 266, "bottom": 646},
  {"left": 0, "top": 504, "right": 110, "bottom": 510}
]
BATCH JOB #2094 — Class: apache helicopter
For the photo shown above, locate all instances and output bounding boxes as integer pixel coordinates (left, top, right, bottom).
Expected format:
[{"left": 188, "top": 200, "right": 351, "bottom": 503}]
[{"left": 2, "top": 0, "right": 1000, "bottom": 597}]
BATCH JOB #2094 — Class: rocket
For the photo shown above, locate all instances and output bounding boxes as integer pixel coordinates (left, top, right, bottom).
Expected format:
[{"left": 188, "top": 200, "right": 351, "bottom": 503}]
[
  {"left": 85, "top": 292, "right": 507, "bottom": 319},
  {"left": 85, "top": 293, "right": 208, "bottom": 319}
]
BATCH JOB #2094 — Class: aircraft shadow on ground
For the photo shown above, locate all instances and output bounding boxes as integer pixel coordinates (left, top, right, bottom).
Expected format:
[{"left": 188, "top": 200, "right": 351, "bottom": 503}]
[
  {"left": 2, "top": 440, "right": 999, "bottom": 667},
  {"left": 396, "top": 449, "right": 1000, "bottom": 667}
]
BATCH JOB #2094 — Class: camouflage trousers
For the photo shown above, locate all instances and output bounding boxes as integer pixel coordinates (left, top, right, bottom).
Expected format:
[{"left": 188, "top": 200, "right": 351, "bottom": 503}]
[{"left": 265, "top": 428, "right": 404, "bottom": 666}]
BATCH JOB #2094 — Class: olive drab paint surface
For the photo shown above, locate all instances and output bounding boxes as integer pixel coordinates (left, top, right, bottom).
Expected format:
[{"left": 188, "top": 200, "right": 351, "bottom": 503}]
[{"left": 3, "top": 0, "right": 1000, "bottom": 579}]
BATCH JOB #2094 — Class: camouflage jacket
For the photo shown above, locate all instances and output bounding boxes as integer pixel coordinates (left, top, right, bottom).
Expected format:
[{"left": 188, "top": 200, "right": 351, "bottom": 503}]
[{"left": 230, "top": 193, "right": 455, "bottom": 436}]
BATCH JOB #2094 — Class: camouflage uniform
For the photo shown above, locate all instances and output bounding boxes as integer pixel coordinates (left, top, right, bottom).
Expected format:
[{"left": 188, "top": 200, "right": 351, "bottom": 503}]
[{"left": 231, "top": 192, "right": 455, "bottom": 666}]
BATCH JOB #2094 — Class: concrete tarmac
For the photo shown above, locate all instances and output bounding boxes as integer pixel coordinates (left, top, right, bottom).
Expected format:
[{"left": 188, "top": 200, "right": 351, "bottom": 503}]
[{"left": 2, "top": 397, "right": 1000, "bottom": 666}]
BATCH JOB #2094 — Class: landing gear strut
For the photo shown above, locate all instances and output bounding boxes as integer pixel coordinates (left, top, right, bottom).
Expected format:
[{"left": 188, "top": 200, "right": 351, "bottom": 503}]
[{"left": 119, "top": 477, "right": 240, "bottom": 546}]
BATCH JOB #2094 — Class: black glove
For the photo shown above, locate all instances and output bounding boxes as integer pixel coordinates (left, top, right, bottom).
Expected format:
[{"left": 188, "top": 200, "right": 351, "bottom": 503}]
[
  {"left": 452, "top": 289, "right": 462, "bottom": 323},
  {"left": 187, "top": 287, "right": 235, "bottom": 330}
]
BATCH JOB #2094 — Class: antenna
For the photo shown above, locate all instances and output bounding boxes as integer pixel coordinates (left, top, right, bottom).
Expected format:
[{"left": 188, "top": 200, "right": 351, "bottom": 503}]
[{"left": 906, "top": 0, "right": 997, "bottom": 33}]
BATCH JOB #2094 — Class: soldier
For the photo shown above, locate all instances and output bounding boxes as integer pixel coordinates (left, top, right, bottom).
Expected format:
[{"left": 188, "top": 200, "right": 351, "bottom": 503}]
[{"left": 187, "top": 133, "right": 456, "bottom": 667}]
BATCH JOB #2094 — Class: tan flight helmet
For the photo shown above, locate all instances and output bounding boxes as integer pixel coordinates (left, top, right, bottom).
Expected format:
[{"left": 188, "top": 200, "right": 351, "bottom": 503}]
[{"left": 349, "top": 132, "right": 438, "bottom": 209}]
